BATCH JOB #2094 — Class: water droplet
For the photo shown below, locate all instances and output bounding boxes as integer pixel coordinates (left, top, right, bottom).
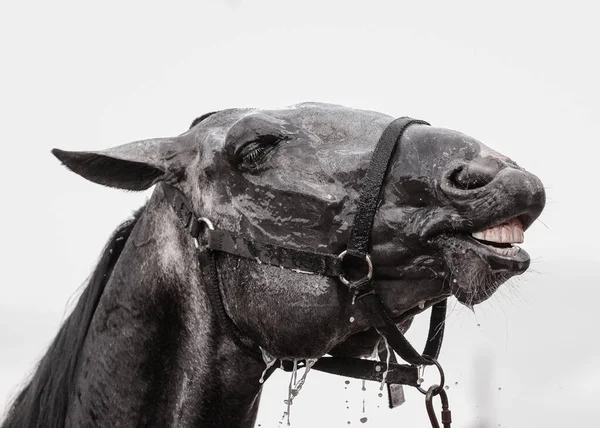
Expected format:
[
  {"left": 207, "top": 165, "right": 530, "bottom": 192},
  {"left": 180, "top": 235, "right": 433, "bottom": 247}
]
[
  {"left": 477, "top": 323, "right": 481, "bottom": 327},
  {"left": 346, "top": 406, "right": 350, "bottom": 409},
  {"left": 444, "top": 385, "right": 449, "bottom": 390},
  {"left": 345, "top": 380, "right": 350, "bottom": 385},
  {"left": 378, "top": 393, "right": 383, "bottom": 397},
  {"left": 347, "top": 422, "right": 351, "bottom": 425},
  {"left": 349, "top": 316, "right": 355, "bottom": 323},
  {"left": 498, "top": 387, "right": 502, "bottom": 391},
  {"left": 362, "top": 380, "right": 366, "bottom": 391},
  {"left": 360, "top": 417, "right": 368, "bottom": 423},
  {"left": 259, "top": 347, "right": 277, "bottom": 383},
  {"left": 454, "top": 381, "right": 458, "bottom": 385}
]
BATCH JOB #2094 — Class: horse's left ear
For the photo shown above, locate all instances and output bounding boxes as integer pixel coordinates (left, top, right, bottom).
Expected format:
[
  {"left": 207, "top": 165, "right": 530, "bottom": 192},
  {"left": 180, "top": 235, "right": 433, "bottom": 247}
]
[{"left": 52, "top": 138, "right": 188, "bottom": 191}]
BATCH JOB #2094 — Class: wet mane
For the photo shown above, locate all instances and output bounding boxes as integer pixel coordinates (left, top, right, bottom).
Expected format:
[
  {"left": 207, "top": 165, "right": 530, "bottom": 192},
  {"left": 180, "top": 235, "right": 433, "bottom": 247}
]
[{"left": 2, "top": 208, "right": 144, "bottom": 428}]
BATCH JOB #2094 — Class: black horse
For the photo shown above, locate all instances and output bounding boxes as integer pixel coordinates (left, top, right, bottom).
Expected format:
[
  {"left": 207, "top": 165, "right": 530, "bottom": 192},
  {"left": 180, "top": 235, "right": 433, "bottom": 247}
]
[{"left": 2, "top": 103, "right": 545, "bottom": 427}]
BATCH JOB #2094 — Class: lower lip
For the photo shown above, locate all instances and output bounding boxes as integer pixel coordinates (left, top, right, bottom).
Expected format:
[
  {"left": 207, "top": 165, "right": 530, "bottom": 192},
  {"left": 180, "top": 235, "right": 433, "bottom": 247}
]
[
  {"left": 476, "top": 242, "right": 519, "bottom": 257},
  {"left": 464, "top": 236, "right": 530, "bottom": 270}
]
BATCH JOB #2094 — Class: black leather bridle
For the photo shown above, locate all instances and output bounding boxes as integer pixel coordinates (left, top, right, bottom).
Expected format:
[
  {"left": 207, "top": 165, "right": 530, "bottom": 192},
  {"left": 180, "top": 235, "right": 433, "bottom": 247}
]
[{"left": 164, "top": 117, "right": 452, "bottom": 427}]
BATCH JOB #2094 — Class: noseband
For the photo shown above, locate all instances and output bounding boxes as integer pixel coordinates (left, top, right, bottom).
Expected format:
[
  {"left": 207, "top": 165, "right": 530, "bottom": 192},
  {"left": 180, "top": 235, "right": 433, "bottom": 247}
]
[{"left": 164, "top": 117, "right": 452, "bottom": 427}]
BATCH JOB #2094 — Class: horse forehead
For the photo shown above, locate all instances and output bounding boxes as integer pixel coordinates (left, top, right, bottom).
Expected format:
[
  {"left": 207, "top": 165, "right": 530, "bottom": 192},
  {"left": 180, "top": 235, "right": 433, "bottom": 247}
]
[
  {"left": 269, "top": 103, "right": 393, "bottom": 134},
  {"left": 194, "top": 104, "right": 393, "bottom": 146}
]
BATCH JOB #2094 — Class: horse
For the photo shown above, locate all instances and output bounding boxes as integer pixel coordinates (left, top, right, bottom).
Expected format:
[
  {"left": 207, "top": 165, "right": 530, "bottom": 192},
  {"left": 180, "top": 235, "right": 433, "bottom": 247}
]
[{"left": 2, "top": 103, "right": 545, "bottom": 427}]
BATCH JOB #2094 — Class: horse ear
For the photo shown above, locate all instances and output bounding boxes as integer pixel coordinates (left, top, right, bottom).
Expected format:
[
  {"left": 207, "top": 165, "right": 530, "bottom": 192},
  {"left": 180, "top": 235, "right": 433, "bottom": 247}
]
[{"left": 52, "top": 138, "right": 185, "bottom": 191}]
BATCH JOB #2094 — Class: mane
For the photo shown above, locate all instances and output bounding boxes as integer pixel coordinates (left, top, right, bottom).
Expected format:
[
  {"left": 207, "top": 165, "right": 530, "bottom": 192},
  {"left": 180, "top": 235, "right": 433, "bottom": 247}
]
[{"left": 2, "top": 207, "right": 145, "bottom": 428}]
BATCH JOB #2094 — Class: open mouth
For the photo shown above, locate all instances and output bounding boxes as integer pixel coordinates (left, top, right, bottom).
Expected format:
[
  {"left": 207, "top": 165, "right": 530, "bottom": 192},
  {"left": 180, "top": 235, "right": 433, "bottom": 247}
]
[
  {"left": 455, "top": 215, "right": 530, "bottom": 273},
  {"left": 440, "top": 215, "right": 532, "bottom": 305},
  {"left": 469, "top": 216, "right": 524, "bottom": 259},
  {"left": 463, "top": 217, "right": 530, "bottom": 275}
]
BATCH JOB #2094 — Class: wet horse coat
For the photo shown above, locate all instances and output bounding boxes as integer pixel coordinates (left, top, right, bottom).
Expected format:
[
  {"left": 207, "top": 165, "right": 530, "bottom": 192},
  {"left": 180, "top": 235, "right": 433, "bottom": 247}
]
[{"left": 2, "top": 103, "right": 545, "bottom": 427}]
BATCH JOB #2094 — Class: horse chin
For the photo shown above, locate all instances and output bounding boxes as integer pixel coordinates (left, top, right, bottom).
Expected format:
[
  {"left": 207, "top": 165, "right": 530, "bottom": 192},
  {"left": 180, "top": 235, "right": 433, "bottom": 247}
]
[{"left": 440, "top": 235, "right": 530, "bottom": 306}]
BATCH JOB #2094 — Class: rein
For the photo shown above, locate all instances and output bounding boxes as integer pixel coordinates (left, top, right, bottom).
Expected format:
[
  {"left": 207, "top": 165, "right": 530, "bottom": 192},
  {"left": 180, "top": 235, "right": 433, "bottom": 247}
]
[{"left": 163, "top": 117, "right": 452, "bottom": 427}]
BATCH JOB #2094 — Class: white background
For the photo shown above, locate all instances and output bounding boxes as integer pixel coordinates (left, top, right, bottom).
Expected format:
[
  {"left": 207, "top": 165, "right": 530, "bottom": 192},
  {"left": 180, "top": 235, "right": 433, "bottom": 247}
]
[{"left": 1, "top": 1, "right": 599, "bottom": 427}]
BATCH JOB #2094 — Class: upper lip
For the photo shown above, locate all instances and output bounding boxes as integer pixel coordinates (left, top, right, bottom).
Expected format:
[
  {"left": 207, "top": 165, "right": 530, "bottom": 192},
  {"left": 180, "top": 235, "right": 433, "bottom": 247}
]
[{"left": 439, "top": 166, "right": 546, "bottom": 236}]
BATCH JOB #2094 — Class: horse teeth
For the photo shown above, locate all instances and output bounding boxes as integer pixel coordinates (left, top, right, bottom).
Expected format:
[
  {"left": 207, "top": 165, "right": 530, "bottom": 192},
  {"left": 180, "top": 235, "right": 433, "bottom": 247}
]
[
  {"left": 489, "top": 246, "right": 520, "bottom": 257},
  {"left": 471, "top": 217, "right": 524, "bottom": 244},
  {"left": 471, "top": 230, "right": 485, "bottom": 240}
]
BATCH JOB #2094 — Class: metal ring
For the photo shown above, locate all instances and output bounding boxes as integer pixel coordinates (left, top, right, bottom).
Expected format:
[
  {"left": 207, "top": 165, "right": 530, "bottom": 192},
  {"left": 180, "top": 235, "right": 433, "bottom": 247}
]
[
  {"left": 416, "top": 356, "right": 445, "bottom": 396},
  {"left": 197, "top": 217, "right": 215, "bottom": 230},
  {"left": 193, "top": 217, "right": 215, "bottom": 249},
  {"left": 337, "top": 250, "right": 373, "bottom": 286}
]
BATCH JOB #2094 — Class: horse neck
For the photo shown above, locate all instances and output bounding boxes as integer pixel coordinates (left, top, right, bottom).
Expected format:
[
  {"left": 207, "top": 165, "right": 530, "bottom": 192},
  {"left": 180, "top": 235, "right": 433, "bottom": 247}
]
[{"left": 67, "top": 186, "right": 266, "bottom": 427}]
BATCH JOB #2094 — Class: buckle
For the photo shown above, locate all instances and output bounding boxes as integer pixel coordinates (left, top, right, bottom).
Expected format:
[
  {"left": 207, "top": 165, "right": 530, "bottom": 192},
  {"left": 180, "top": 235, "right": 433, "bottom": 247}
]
[
  {"left": 416, "top": 356, "right": 445, "bottom": 396},
  {"left": 192, "top": 217, "right": 215, "bottom": 248},
  {"left": 337, "top": 250, "right": 373, "bottom": 287}
]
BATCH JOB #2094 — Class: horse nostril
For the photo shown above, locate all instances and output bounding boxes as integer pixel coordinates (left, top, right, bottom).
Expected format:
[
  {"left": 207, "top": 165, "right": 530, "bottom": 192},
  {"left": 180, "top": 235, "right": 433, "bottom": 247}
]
[{"left": 449, "top": 158, "right": 503, "bottom": 190}]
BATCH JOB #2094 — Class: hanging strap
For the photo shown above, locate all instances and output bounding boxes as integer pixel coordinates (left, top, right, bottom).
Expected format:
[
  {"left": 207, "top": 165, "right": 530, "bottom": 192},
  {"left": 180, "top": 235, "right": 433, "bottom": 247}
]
[
  {"left": 361, "top": 295, "right": 447, "bottom": 366},
  {"left": 196, "top": 246, "right": 264, "bottom": 361}
]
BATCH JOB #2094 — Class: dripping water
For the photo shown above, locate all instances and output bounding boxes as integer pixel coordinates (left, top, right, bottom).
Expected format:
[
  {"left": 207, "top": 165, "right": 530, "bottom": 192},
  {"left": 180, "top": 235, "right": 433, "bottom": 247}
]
[
  {"left": 283, "top": 358, "right": 318, "bottom": 425},
  {"left": 376, "top": 330, "right": 391, "bottom": 390},
  {"left": 259, "top": 347, "right": 278, "bottom": 384}
]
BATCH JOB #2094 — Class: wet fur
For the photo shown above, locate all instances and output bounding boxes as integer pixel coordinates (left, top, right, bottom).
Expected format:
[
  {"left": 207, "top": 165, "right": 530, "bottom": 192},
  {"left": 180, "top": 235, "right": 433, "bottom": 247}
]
[
  {"left": 2, "top": 210, "right": 143, "bottom": 428},
  {"left": 2, "top": 104, "right": 545, "bottom": 427}
]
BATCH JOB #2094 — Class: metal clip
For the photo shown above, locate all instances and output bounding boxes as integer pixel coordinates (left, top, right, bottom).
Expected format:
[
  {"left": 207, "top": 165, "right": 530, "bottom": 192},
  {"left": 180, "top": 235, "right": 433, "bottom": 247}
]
[{"left": 425, "top": 385, "right": 452, "bottom": 428}]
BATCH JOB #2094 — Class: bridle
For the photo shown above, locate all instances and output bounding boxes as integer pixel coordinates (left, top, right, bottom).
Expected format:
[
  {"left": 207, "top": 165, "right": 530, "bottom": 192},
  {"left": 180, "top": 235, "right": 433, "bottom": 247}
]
[{"left": 163, "top": 117, "right": 452, "bottom": 427}]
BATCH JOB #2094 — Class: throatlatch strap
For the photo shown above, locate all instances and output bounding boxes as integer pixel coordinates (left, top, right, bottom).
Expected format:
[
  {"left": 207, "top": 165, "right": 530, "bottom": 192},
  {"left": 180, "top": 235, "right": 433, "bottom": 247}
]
[
  {"left": 197, "top": 246, "right": 263, "bottom": 361},
  {"left": 346, "top": 117, "right": 429, "bottom": 258}
]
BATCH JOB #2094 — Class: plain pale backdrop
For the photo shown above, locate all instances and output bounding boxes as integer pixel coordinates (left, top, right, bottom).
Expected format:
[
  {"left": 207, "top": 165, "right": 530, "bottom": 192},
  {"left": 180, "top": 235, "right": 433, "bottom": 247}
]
[{"left": 1, "top": 1, "right": 598, "bottom": 427}]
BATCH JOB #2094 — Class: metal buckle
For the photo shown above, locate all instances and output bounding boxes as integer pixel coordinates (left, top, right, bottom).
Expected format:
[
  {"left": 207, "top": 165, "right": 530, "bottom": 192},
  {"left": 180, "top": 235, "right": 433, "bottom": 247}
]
[
  {"left": 416, "top": 356, "right": 445, "bottom": 396},
  {"left": 198, "top": 217, "right": 214, "bottom": 230},
  {"left": 337, "top": 250, "right": 373, "bottom": 287},
  {"left": 193, "top": 217, "right": 215, "bottom": 248}
]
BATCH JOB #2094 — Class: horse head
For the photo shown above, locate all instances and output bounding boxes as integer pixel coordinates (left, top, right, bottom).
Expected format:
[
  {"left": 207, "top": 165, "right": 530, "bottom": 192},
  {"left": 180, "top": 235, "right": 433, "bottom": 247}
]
[
  {"left": 6, "top": 103, "right": 544, "bottom": 427},
  {"left": 53, "top": 103, "right": 544, "bottom": 360}
]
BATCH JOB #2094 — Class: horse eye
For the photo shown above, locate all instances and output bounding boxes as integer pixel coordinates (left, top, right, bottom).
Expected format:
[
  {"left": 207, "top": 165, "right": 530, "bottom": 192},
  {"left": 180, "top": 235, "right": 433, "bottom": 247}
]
[{"left": 236, "top": 134, "right": 284, "bottom": 169}]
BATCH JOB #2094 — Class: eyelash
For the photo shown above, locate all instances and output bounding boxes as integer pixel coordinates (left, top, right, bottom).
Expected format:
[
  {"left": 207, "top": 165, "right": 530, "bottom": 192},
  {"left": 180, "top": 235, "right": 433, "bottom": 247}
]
[
  {"left": 237, "top": 135, "right": 285, "bottom": 169},
  {"left": 246, "top": 147, "right": 265, "bottom": 162}
]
